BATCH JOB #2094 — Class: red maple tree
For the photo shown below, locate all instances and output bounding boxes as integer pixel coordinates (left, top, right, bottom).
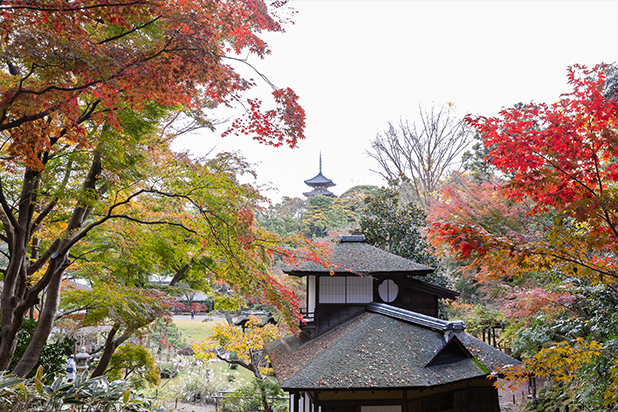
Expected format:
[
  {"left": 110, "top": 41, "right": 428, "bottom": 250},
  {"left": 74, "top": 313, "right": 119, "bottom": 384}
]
[{"left": 431, "top": 65, "right": 618, "bottom": 290}]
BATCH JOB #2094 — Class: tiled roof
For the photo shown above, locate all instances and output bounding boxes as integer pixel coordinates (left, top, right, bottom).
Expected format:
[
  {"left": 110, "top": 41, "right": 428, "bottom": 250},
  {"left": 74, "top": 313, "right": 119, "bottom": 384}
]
[
  {"left": 266, "top": 307, "right": 518, "bottom": 390},
  {"left": 303, "top": 189, "right": 336, "bottom": 197},
  {"left": 304, "top": 172, "right": 335, "bottom": 187},
  {"left": 284, "top": 240, "right": 435, "bottom": 276}
]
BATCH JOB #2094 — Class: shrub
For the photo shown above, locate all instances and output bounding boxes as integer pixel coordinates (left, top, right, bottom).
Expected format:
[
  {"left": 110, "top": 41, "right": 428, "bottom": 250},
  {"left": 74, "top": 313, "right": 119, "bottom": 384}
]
[
  {"left": 221, "top": 377, "right": 287, "bottom": 412},
  {"left": 159, "top": 362, "right": 179, "bottom": 379},
  {"left": 107, "top": 344, "right": 159, "bottom": 389},
  {"left": 0, "top": 366, "right": 168, "bottom": 411}
]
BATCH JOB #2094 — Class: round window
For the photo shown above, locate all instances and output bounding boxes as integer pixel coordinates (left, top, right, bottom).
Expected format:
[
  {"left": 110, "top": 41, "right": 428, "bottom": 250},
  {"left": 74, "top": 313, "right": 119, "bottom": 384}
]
[{"left": 378, "top": 279, "right": 398, "bottom": 303}]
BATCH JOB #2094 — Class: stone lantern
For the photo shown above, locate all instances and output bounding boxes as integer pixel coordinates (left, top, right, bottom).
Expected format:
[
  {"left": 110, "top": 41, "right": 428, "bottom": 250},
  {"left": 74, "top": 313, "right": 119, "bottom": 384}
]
[{"left": 75, "top": 346, "right": 90, "bottom": 374}]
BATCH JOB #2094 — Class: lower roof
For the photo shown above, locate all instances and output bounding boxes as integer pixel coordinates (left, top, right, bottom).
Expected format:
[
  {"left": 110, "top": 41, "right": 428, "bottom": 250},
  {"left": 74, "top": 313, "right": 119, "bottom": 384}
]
[{"left": 266, "top": 305, "right": 518, "bottom": 390}]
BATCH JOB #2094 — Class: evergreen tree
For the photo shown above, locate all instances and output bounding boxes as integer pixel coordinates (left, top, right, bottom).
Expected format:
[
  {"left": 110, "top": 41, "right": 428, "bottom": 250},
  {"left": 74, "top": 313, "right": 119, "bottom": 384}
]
[{"left": 354, "top": 184, "right": 447, "bottom": 288}]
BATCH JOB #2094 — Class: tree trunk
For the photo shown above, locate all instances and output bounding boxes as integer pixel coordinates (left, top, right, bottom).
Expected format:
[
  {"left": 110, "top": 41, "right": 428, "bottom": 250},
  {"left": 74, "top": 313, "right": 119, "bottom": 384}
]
[
  {"left": 0, "top": 154, "right": 101, "bottom": 374},
  {"left": 0, "top": 168, "right": 36, "bottom": 371},
  {"left": 257, "top": 377, "right": 273, "bottom": 412},
  {"left": 0, "top": 318, "right": 21, "bottom": 370},
  {"left": 0, "top": 258, "right": 29, "bottom": 371},
  {"left": 169, "top": 262, "right": 191, "bottom": 287},
  {"left": 223, "top": 310, "right": 234, "bottom": 325},
  {"left": 91, "top": 323, "right": 130, "bottom": 377},
  {"left": 13, "top": 259, "right": 66, "bottom": 377}
]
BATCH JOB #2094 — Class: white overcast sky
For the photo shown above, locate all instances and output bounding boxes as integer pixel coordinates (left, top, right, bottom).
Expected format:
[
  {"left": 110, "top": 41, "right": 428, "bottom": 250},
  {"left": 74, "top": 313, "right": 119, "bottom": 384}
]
[{"left": 175, "top": 1, "right": 618, "bottom": 204}]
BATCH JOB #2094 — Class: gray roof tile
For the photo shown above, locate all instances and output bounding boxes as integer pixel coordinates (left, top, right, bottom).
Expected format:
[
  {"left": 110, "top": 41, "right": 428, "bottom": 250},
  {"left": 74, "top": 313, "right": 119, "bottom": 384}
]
[
  {"left": 304, "top": 172, "right": 335, "bottom": 186},
  {"left": 266, "top": 308, "right": 518, "bottom": 390},
  {"left": 284, "top": 240, "right": 435, "bottom": 275}
]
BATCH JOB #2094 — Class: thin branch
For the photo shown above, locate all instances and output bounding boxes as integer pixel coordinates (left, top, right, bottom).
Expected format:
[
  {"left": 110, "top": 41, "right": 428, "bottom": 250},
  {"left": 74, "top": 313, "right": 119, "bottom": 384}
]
[
  {"left": 0, "top": 108, "right": 54, "bottom": 132},
  {"left": 106, "top": 215, "right": 198, "bottom": 233},
  {"left": 77, "top": 99, "right": 102, "bottom": 124},
  {"left": 99, "top": 16, "right": 162, "bottom": 44},
  {"left": 223, "top": 55, "right": 278, "bottom": 91},
  {"left": 55, "top": 304, "right": 100, "bottom": 321},
  {"left": 62, "top": 188, "right": 204, "bottom": 253},
  {"left": 214, "top": 350, "right": 253, "bottom": 372}
]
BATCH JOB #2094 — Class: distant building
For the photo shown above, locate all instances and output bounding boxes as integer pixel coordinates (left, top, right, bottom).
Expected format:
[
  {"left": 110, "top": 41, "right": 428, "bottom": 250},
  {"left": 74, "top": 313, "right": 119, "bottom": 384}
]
[{"left": 304, "top": 153, "right": 336, "bottom": 198}]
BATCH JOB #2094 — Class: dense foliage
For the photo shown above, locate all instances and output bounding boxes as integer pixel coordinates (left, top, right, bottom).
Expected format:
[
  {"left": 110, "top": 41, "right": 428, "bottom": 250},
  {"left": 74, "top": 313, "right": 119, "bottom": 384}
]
[
  {"left": 221, "top": 377, "right": 287, "bottom": 412},
  {"left": 258, "top": 186, "right": 376, "bottom": 239},
  {"left": 106, "top": 344, "right": 159, "bottom": 389},
  {"left": 0, "top": 0, "right": 319, "bottom": 378},
  {"left": 428, "top": 65, "right": 618, "bottom": 409},
  {"left": 355, "top": 184, "right": 437, "bottom": 267}
]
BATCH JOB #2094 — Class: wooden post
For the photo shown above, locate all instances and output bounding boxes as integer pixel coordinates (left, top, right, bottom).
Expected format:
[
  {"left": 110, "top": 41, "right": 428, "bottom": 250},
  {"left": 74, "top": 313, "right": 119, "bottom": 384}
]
[{"left": 531, "top": 376, "right": 537, "bottom": 401}]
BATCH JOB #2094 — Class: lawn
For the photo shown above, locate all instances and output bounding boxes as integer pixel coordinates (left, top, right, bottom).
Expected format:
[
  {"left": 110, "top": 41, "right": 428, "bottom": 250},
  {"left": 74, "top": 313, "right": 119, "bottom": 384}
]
[
  {"left": 148, "top": 315, "right": 268, "bottom": 408},
  {"left": 174, "top": 317, "right": 223, "bottom": 343},
  {"left": 208, "top": 360, "right": 255, "bottom": 384},
  {"left": 172, "top": 317, "right": 255, "bottom": 383}
]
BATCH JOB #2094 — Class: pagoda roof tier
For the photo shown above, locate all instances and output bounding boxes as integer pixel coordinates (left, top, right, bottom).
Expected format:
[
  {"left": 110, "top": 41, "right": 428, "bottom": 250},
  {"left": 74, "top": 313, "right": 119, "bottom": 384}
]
[
  {"left": 302, "top": 189, "right": 336, "bottom": 198},
  {"left": 304, "top": 171, "right": 335, "bottom": 187}
]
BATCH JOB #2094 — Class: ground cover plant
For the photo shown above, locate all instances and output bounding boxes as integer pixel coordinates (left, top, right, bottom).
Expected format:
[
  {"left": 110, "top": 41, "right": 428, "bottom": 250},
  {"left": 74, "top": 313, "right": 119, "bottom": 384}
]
[{"left": 0, "top": 366, "right": 164, "bottom": 412}]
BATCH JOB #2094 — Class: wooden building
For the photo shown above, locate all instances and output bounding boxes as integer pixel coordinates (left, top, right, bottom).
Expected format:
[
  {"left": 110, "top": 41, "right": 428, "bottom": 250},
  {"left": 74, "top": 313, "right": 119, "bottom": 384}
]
[{"left": 266, "top": 236, "right": 518, "bottom": 412}]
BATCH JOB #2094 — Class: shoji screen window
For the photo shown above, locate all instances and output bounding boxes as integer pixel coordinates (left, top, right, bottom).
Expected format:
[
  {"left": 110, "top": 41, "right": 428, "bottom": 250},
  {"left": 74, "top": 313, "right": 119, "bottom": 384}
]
[
  {"left": 319, "top": 276, "right": 372, "bottom": 304},
  {"left": 346, "top": 276, "right": 373, "bottom": 303}
]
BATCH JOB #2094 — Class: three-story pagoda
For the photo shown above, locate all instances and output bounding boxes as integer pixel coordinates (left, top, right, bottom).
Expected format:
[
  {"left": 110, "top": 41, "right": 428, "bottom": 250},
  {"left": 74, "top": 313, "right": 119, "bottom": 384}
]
[{"left": 304, "top": 153, "right": 336, "bottom": 198}]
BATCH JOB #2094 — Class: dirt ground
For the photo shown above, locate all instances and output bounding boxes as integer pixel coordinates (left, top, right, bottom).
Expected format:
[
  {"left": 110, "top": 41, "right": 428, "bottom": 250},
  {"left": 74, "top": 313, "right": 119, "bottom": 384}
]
[{"left": 498, "top": 379, "right": 539, "bottom": 412}]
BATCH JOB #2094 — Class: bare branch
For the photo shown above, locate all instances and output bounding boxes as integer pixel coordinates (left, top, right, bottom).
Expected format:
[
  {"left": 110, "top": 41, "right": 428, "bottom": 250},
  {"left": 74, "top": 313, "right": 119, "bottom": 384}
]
[{"left": 367, "top": 104, "right": 472, "bottom": 209}]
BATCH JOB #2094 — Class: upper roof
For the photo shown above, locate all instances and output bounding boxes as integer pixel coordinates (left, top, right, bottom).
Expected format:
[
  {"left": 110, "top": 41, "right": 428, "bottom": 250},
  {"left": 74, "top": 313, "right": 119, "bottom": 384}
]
[
  {"left": 284, "top": 236, "right": 435, "bottom": 276},
  {"left": 304, "top": 152, "right": 335, "bottom": 189},
  {"left": 266, "top": 305, "right": 518, "bottom": 390},
  {"left": 304, "top": 171, "right": 335, "bottom": 187}
]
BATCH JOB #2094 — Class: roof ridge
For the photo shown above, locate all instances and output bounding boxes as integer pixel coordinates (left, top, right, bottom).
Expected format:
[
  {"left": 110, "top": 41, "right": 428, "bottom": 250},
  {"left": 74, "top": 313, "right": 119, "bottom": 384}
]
[{"left": 366, "top": 302, "right": 465, "bottom": 331}]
